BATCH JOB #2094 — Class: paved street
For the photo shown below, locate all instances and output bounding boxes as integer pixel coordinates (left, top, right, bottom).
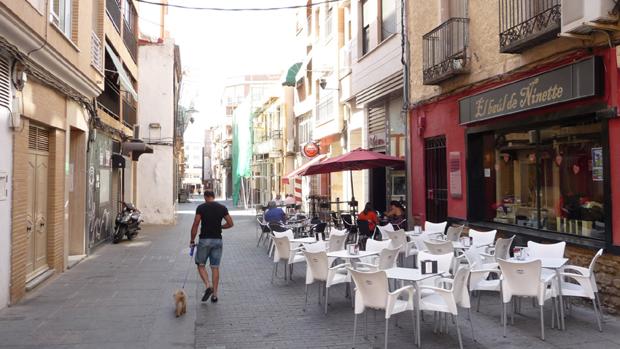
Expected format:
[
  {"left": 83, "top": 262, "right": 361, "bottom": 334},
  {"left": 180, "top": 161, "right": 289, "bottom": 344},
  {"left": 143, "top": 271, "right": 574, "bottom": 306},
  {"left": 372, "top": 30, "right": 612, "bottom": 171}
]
[{"left": 1, "top": 199, "right": 620, "bottom": 348}]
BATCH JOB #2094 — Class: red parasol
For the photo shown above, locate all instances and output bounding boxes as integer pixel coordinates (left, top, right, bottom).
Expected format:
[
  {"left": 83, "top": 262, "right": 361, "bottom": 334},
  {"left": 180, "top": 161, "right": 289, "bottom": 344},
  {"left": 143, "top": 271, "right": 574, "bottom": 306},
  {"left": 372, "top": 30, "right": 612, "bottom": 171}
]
[{"left": 300, "top": 148, "right": 405, "bottom": 201}]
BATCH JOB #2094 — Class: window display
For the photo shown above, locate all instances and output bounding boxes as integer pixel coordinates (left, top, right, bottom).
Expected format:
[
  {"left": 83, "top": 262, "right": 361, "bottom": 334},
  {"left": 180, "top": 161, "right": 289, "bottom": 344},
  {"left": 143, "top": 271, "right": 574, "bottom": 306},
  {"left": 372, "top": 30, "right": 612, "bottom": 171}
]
[{"left": 487, "top": 121, "right": 605, "bottom": 240}]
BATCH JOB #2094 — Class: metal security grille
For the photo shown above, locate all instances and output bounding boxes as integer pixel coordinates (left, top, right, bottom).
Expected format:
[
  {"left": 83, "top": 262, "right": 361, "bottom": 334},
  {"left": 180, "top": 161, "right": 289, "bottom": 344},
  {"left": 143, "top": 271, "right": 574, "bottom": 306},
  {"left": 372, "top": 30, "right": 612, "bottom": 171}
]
[
  {"left": 0, "top": 56, "right": 10, "bottom": 110},
  {"left": 425, "top": 136, "right": 447, "bottom": 222},
  {"left": 28, "top": 126, "right": 50, "bottom": 152}
]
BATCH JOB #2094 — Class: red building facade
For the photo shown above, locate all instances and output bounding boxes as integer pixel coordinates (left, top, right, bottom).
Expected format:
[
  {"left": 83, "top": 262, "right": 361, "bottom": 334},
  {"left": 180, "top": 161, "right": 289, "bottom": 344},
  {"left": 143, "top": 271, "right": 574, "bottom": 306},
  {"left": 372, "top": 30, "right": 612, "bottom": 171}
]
[{"left": 410, "top": 47, "right": 620, "bottom": 252}]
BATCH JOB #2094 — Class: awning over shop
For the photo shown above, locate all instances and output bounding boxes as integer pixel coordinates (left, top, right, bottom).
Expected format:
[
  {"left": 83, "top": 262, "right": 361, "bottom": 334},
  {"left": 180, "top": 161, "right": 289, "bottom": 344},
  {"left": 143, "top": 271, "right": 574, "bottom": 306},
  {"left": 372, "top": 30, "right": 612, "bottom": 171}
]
[
  {"left": 282, "top": 62, "right": 302, "bottom": 86},
  {"left": 122, "top": 140, "right": 153, "bottom": 161},
  {"left": 105, "top": 42, "right": 138, "bottom": 100},
  {"left": 282, "top": 154, "right": 327, "bottom": 184}
]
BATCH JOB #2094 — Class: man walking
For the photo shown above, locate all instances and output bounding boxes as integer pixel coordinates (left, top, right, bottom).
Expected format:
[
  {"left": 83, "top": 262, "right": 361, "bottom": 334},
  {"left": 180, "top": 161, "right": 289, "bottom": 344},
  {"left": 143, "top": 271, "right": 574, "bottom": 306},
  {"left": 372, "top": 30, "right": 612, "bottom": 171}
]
[{"left": 190, "top": 191, "right": 234, "bottom": 302}]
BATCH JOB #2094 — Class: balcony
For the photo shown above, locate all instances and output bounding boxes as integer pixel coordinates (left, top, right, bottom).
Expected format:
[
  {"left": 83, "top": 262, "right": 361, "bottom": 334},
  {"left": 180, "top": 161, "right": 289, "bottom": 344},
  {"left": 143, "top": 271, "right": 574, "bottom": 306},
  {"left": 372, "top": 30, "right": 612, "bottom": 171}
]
[
  {"left": 122, "top": 99, "right": 137, "bottom": 128},
  {"left": 123, "top": 21, "right": 137, "bottom": 61},
  {"left": 106, "top": 0, "right": 121, "bottom": 32},
  {"left": 499, "top": 0, "right": 561, "bottom": 53},
  {"left": 271, "top": 130, "right": 283, "bottom": 139},
  {"left": 422, "top": 17, "right": 469, "bottom": 85}
]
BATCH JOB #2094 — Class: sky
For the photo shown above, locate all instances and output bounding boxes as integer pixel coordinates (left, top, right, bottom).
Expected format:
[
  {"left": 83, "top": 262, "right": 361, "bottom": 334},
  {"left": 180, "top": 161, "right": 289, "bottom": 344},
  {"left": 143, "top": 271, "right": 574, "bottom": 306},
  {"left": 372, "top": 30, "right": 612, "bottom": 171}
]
[{"left": 139, "top": 0, "right": 304, "bottom": 143}]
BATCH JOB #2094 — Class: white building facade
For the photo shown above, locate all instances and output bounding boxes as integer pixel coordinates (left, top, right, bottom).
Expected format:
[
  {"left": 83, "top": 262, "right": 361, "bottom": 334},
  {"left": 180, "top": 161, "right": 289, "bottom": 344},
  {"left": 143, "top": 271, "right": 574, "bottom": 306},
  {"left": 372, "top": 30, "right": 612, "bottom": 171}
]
[{"left": 136, "top": 38, "right": 182, "bottom": 224}]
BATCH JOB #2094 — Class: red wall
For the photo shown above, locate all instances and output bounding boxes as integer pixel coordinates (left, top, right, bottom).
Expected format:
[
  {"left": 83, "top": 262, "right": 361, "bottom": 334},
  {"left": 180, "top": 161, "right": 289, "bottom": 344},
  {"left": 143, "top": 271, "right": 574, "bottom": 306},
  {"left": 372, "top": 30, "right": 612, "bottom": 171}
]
[{"left": 409, "top": 48, "right": 620, "bottom": 246}]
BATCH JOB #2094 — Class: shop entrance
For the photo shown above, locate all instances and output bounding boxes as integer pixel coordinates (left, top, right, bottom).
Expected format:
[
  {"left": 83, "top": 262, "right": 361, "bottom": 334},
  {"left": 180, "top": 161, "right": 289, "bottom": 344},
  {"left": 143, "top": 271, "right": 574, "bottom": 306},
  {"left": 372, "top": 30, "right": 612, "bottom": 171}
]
[
  {"left": 26, "top": 125, "right": 50, "bottom": 280},
  {"left": 370, "top": 167, "right": 387, "bottom": 214},
  {"left": 425, "top": 136, "right": 448, "bottom": 222}
]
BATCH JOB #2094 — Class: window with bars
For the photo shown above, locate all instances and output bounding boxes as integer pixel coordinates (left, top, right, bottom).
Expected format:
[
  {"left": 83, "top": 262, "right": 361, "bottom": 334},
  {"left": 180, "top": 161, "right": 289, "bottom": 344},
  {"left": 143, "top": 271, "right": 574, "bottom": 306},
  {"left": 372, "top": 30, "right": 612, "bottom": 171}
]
[{"left": 0, "top": 56, "right": 10, "bottom": 111}]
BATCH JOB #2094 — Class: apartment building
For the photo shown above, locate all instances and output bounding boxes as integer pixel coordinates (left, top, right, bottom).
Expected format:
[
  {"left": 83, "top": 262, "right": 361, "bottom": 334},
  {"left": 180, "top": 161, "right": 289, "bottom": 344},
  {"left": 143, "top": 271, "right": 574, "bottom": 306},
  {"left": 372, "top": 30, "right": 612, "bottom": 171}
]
[
  {"left": 408, "top": 0, "right": 620, "bottom": 310},
  {"left": 87, "top": 0, "right": 150, "bottom": 250},
  {"left": 136, "top": 37, "right": 182, "bottom": 224},
  {"left": 250, "top": 87, "right": 295, "bottom": 205},
  {"left": 0, "top": 0, "right": 103, "bottom": 306},
  {"left": 214, "top": 75, "right": 280, "bottom": 202}
]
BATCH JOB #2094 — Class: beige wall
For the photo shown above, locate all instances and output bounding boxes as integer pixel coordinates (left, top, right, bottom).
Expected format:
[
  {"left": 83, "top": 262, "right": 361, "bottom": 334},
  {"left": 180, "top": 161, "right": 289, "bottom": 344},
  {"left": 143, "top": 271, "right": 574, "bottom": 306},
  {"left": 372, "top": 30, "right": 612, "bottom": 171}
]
[
  {"left": 0, "top": 0, "right": 104, "bottom": 90},
  {"left": 408, "top": 0, "right": 615, "bottom": 103}
]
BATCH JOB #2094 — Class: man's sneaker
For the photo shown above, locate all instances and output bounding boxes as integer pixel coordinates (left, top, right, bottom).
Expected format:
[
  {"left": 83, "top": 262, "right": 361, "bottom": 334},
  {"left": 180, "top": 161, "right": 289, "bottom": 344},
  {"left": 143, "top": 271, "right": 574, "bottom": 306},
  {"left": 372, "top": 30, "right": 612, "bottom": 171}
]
[
  {"left": 201, "top": 287, "right": 213, "bottom": 302},
  {"left": 211, "top": 296, "right": 218, "bottom": 303}
]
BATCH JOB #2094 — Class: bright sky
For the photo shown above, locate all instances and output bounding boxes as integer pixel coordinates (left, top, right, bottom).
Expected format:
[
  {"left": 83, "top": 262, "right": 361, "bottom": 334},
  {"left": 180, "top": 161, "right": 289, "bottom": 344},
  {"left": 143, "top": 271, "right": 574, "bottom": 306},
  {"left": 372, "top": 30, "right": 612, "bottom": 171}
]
[{"left": 139, "top": 0, "right": 304, "bottom": 143}]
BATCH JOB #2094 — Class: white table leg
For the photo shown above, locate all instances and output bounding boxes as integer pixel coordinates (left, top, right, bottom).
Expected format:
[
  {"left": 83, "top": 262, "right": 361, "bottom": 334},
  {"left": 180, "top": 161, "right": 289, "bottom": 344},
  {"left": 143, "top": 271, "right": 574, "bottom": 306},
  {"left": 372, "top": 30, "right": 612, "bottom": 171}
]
[{"left": 414, "top": 282, "right": 421, "bottom": 347}]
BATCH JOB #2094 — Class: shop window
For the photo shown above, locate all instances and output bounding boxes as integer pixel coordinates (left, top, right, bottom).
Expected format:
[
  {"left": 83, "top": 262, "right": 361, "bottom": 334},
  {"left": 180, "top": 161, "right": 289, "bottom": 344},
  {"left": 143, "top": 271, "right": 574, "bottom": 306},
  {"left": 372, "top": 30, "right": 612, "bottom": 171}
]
[{"left": 484, "top": 121, "right": 605, "bottom": 240}]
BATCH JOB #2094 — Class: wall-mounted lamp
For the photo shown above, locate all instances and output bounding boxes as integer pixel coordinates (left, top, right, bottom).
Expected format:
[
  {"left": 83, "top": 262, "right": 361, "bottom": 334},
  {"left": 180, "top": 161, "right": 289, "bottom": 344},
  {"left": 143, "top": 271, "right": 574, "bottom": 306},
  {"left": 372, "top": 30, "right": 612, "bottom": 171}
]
[{"left": 319, "top": 78, "right": 339, "bottom": 91}]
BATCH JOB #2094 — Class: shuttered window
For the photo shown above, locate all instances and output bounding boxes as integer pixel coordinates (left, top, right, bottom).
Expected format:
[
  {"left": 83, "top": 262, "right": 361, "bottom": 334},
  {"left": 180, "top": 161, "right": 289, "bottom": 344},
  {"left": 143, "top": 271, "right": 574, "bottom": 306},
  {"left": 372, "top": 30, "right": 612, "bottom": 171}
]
[
  {"left": 28, "top": 126, "right": 50, "bottom": 152},
  {"left": 0, "top": 56, "right": 10, "bottom": 111},
  {"left": 368, "top": 106, "right": 386, "bottom": 136}
]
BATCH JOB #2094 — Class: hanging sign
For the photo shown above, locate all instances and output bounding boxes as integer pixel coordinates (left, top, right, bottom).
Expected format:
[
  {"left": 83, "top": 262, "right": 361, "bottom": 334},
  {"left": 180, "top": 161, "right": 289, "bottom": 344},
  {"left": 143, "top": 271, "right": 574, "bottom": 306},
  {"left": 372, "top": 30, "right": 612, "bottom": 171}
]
[
  {"left": 302, "top": 142, "right": 320, "bottom": 158},
  {"left": 459, "top": 57, "right": 603, "bottom": 125}
]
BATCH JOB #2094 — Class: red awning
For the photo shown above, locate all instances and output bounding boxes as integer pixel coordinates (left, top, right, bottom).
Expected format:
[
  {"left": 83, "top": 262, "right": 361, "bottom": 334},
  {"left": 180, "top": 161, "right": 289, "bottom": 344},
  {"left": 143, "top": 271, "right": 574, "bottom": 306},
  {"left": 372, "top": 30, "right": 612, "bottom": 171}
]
[{"left": 282, "top": 154, "right": 327, "bottom": 184}]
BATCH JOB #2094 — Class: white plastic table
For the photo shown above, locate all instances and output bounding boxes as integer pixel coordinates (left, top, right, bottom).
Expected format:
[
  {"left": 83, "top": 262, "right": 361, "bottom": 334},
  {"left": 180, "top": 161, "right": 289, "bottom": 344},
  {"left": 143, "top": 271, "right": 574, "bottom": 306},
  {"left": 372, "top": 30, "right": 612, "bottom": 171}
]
[
  {"left": 326, "top": 249, "right": 379, "bottom": 261},
  {"left": 289, "top": 237, "right": 318, "bottom": 244},
  {"left": 385, "top": 267, "right": 439, "bottom": 347}
]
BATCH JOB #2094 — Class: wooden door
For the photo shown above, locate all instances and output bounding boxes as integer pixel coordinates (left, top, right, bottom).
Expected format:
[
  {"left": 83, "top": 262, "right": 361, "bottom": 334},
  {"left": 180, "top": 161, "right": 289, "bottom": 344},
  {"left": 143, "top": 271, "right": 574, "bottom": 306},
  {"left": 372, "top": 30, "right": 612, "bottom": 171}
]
[
  {"left": 26, "top": 125, "right": 50, "bottom": 279},
  {"left": 425, "top": 136, "right": 448, "bottom": 223}
]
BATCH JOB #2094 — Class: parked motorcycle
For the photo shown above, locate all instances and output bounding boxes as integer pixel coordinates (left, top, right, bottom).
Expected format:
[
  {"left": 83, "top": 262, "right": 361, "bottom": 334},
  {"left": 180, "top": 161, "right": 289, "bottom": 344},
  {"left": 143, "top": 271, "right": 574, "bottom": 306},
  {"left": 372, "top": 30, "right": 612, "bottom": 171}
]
[{"left": 113, "top": 202, "right": 142, "bottom": 243}]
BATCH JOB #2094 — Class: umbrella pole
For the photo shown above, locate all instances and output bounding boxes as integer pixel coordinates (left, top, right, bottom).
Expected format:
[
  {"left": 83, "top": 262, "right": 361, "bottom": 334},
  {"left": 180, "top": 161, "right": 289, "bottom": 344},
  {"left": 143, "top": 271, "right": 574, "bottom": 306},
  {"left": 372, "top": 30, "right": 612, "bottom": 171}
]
[{"left": 350, "top": 170, "right": 355, "bottom": 202}]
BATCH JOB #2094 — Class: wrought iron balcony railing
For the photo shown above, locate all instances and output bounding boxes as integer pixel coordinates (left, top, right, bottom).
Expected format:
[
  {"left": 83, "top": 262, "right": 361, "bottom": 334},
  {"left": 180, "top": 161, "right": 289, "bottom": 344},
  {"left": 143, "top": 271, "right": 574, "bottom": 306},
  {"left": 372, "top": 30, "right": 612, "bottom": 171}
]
[
  {"left": 499, "top": 0, "right": 561, "bottom": 53},
  {"left": 422, "top": 17, "right": 469, "bottom": 85},
  {"left": 106, "top": 0, "right": 121, "bottom": 32}
]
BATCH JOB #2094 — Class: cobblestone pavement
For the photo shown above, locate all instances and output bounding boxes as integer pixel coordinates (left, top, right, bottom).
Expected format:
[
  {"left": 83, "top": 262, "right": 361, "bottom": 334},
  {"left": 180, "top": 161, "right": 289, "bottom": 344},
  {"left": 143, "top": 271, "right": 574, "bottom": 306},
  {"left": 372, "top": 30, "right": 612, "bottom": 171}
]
[{"left": 1, "top": 199, "right": 620, "bottom": 349}]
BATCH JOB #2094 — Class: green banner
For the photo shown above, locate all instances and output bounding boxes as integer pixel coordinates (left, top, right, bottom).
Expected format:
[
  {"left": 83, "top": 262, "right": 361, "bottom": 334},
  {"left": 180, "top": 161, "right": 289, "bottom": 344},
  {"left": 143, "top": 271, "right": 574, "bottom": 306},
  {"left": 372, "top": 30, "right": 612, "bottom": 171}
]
[{"left": 232, "top": 101, "right": 253, "bottom": 206}]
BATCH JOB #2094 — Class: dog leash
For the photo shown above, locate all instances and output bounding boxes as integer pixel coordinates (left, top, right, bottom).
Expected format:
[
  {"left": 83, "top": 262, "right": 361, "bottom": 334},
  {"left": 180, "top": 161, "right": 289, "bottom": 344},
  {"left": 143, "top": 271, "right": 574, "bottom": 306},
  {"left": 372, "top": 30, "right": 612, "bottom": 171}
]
[{"left": 181, "top": 245, "right": 195, "bottom": 289}]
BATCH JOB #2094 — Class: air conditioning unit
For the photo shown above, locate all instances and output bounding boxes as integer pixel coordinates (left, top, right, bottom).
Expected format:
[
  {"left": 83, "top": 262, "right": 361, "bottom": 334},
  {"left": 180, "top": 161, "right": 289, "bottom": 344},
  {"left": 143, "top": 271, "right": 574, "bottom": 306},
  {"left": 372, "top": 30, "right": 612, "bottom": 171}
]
[{"left": 561, "top": 0, "right": 617, "bottom": 35}]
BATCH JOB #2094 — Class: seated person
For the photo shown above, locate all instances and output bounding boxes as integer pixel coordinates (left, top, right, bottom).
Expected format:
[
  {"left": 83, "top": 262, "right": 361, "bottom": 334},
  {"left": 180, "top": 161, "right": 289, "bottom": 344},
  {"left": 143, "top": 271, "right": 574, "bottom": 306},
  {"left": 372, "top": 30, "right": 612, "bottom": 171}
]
[
  {"left": 264, "top": 201, "right": 286, "bottom": 224},
  {"left": 384, "top": 200, "right": 406, "bottom": 224},
  {"left": 358, "top": 202, "right": 379, "bottom": 234},
  {"left": 284, "top": 194, "right": 296, "bottom": 206}
]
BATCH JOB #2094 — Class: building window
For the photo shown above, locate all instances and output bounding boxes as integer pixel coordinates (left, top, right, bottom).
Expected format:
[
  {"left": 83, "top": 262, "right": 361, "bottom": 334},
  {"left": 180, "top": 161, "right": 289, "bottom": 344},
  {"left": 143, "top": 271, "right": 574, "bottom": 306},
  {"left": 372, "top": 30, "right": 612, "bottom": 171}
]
[
  {"left": 361, "top": 0, "right": 372, "bottom": 55},
  {"left": 325, "top": 7, "right": 333, "bottom": 38},
  {"left": 316, "top": 92, "right": 335, "bottom": 124},
  {"left": 480, "top": 120, "right": 606, "bottom": 241},
  {"left": 381, "top": 0, "right": 397, "bottom": 40},
  {"left": 50, "top": 0, "right": 72, "bottom": 37}
]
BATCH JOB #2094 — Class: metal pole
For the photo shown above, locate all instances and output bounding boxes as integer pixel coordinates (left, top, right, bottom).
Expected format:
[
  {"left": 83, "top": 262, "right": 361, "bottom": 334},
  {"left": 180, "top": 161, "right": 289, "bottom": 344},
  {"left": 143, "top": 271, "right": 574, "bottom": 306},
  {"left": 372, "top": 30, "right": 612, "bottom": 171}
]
[{"left": 402, "top": 0, "right": 413, "bottom": 230}]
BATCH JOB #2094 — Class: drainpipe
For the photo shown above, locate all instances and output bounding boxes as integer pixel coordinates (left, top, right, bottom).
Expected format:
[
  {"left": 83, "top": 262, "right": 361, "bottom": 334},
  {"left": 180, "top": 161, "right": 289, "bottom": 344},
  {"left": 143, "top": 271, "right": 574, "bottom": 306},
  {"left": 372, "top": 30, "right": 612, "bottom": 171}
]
[{"left": 401, "top": 0, "right": 413, "bottom": 230}]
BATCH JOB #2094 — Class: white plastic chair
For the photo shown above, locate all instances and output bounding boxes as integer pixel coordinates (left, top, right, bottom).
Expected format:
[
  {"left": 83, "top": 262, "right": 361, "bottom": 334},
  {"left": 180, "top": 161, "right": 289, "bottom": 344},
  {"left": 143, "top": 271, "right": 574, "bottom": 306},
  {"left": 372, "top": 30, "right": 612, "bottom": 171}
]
[
  {"left": 560, "top": 248, "right": 604, "bottom": 331},
  {"left": 303, "top": 250, "right": 350, "bottom": 314},
  {"left": 468, "top": 229, "right": 497, "bottom": 248},
  {"left": 527, "top": 241, "right": 566, "bottom": 258},
  {"left": 425, "top": 239, "right": 454, "bottom": 255},
  {"left": 327, "top": 229, "right": 348, "bottom": 252},
  {"left": 272, "top": 235, "right": 305, "bottom": 284},
  {"left": 480, "top": 235, "right": 514, "bottom": 265},
  {"left": 419, "top": 266, "right": 472, "bottom": 349},
  {"left": 425, "top": 221, "right": 447, "bottom": 235},
  {"left": 498, "top": 259, "right": 557, "bottom": 340},
  {"left": 356, "top": 246, "right": 401, "bottom": 271},
  {"left": 349, "top": 269, "right": 415, "bottom": 349},
  {"left": 363, "top": 239, "right": 393, "bottom": 265},
  {"left": 464, "top": 247, "right": 501, "bottom": 312},
  {"left": 385, "top": 230, "right": 410, "bottom": 266},
  {"left": 270, "top": 229, "right": 295, "bottom": 258},
  {"left": 417, "top": 251, "right": 454, "bottom": 277},
  {"left": 377, "top": 224, "right": 394, "bottom": 240},
  {"left": 303, "top": 240, "right": 327, "bottom": 253},
  {"left": 445, "top": 225, "right": 464, "bottom": 242}
]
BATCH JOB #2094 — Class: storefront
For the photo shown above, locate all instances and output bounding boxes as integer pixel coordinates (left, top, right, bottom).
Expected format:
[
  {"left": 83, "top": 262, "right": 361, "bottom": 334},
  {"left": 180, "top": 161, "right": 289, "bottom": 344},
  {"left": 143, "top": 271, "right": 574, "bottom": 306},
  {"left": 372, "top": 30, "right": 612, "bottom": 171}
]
[{"left": 410, "top": 50, "right": 620, "bottom": 251}]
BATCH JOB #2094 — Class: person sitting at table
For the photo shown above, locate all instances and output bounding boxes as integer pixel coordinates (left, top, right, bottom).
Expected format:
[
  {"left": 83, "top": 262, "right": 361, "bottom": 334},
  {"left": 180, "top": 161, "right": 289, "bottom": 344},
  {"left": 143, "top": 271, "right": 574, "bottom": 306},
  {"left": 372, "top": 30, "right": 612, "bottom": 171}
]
[
  {"left": 284, "top": 194, "right": 296, "bottom": 206},
  {"left": 384, "top": 200, "right": 406, "bottom": 225},
  {"left": 358, "top": 202, "right": 379, "bottom": 234},
  {"left": 264, "top": 200, "right": 286, "bottom": 224}
]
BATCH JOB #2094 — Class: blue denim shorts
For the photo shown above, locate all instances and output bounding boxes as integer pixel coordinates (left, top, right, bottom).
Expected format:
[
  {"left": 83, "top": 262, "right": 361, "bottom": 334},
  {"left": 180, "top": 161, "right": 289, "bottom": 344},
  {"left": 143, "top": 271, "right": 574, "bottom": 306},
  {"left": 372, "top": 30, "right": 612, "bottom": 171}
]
[{"left": 195, "top": 238, "right": 223, "bottom": 267}]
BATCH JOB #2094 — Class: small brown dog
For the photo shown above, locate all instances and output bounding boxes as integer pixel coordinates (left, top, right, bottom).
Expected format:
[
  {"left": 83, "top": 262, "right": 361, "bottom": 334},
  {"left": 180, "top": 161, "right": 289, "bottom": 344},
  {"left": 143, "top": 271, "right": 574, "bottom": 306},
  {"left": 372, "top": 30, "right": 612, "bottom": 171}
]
[{"left": 174, "top": 289, "right": 187, "bottom": 317}]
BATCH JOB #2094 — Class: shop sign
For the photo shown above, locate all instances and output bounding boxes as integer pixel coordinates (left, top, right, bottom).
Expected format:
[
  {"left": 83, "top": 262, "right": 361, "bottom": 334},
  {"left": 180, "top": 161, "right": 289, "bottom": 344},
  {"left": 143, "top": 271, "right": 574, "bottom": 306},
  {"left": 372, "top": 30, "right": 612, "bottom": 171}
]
[
  {"left": 302, "top": 141, "right": 320, "bottom": 158},
  {"left": 459, "top": 57, "right": 603, "bottom": 125}
]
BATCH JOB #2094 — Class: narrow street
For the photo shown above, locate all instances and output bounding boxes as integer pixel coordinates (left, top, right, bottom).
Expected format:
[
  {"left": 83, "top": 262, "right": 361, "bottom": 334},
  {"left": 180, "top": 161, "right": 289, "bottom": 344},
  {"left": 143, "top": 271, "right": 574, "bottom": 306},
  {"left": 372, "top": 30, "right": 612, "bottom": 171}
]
[{"left": 0, "top": 200, "right": 618, "bottom": 348}]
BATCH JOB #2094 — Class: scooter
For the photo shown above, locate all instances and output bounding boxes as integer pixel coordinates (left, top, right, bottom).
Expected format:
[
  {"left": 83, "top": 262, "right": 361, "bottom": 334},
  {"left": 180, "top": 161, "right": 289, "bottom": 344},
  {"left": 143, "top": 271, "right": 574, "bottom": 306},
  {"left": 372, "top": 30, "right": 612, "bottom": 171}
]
[{"left": 113, "top": 202, "right": 142, "bottom": 243}]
